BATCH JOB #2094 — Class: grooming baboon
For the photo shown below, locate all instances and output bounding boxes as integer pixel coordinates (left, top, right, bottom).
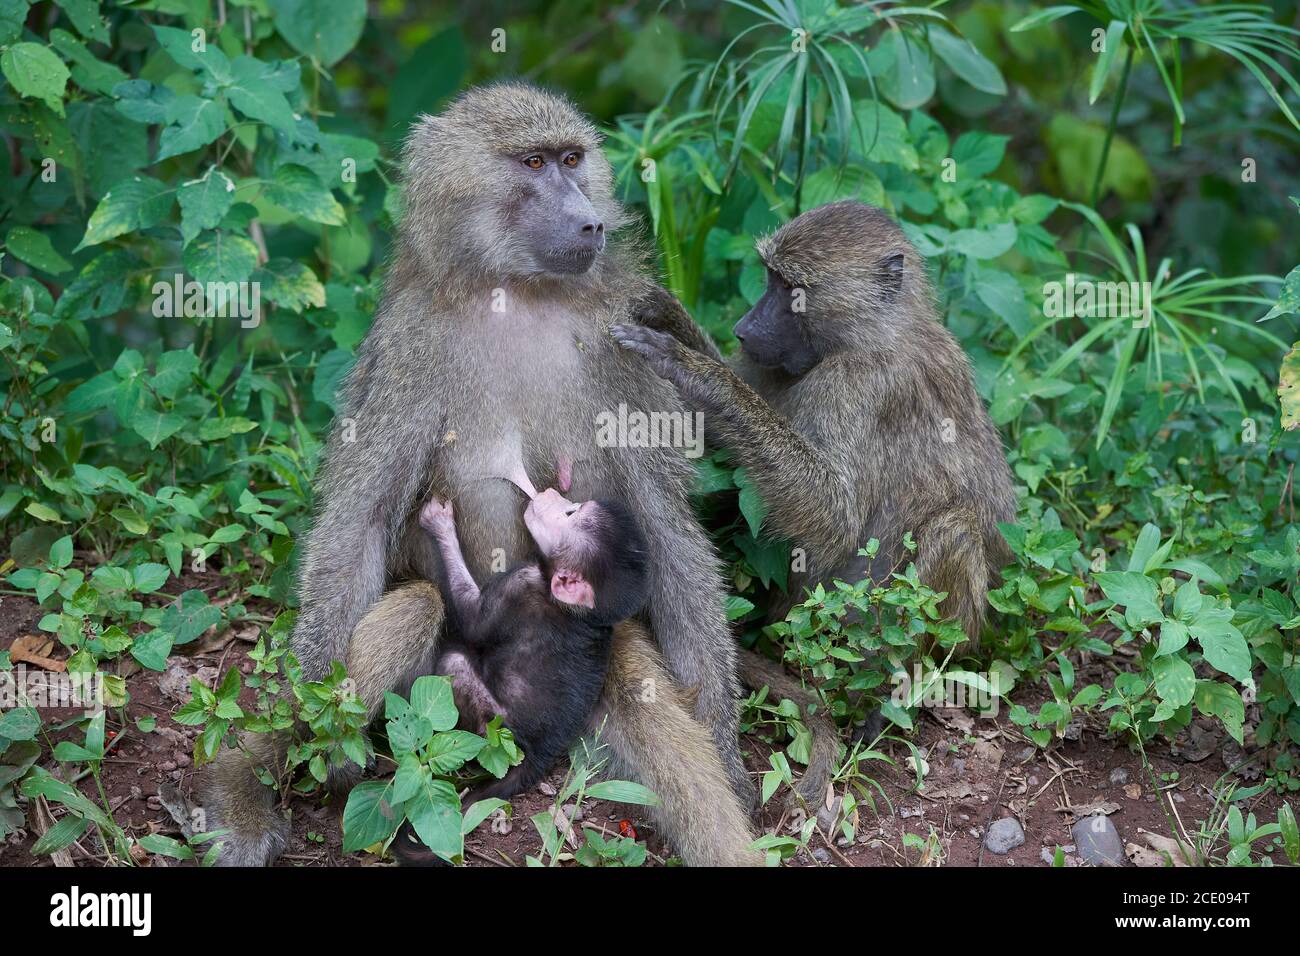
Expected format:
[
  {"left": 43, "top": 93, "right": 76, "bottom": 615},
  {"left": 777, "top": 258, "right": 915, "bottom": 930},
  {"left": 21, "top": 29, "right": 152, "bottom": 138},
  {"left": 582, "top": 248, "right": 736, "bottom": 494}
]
[
  {"left": 203, "top": 82, "right": 771, "bottom": 867},
  {"left": 615, "top": 200, "right": 1016, "bottom": 801}
]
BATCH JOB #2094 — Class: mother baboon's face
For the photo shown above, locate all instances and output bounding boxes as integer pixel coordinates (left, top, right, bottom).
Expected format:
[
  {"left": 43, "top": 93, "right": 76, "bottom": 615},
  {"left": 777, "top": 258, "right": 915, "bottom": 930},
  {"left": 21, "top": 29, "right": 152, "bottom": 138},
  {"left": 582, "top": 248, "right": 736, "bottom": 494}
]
[{"left": 499, "top": 146, "right": 605, "bottom": 275}]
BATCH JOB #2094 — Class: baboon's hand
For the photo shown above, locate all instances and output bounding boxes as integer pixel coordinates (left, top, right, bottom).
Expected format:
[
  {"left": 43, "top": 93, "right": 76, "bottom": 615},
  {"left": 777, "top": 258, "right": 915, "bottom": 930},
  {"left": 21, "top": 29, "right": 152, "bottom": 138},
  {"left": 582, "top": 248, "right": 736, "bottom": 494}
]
[
  {"left": 610, "top": 323, "right": 698, "bottom": 393},
  {"left": 420, "top": 497, "right": 455, "bottom": 535}
]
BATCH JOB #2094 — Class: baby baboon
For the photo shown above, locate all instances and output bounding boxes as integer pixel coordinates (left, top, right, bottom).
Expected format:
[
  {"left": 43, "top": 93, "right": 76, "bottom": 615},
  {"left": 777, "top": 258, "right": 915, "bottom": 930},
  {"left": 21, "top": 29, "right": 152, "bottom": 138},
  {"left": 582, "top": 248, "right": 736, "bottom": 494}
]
[
  {"left": 391, "top": 481, "right": 648, "bottom": 866},
  {"left": 430, "top": 482, "right": 649, "bottom": 800},
  {"left": 203, "top": 82, "right": 768, "bottom": 867},
  {"left": 614, "top": 200, "right": 1016, "bottom": 799}
]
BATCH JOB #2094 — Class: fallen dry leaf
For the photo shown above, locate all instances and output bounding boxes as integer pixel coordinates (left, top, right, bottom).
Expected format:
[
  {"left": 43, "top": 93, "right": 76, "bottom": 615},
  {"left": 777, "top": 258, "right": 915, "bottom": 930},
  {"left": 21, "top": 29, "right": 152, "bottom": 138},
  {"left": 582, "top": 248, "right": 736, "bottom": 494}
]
[{"left": 8, "top": 635, "right": 66, "bottom": 672}]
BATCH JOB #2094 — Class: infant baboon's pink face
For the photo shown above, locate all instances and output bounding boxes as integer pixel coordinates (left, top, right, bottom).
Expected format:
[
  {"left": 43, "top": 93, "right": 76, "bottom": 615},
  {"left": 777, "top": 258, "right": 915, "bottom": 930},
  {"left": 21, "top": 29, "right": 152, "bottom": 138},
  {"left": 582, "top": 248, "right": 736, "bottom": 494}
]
[{"left": 523, "top": 487, "right": 596, "bottom": 559}]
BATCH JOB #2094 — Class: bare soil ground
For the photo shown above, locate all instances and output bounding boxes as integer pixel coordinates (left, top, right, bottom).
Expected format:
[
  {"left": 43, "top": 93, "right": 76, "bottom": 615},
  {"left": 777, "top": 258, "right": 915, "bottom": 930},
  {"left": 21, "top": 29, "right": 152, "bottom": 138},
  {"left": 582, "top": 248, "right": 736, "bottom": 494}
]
[{"left": 1, "top": 585, "right": 1288, "bottom": 868}]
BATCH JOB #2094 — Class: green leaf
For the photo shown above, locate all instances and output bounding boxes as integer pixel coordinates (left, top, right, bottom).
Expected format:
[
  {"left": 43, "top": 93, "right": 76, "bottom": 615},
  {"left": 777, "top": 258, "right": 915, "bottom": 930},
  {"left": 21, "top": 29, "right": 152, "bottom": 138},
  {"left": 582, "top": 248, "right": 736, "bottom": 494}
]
[
  {"left": 1089, "top": 21, "right": 1128, "bottom": 105},
  {"left": 928, "top": 28, "right": 1006, "bottom": 95},
  {"left": 183, "top": 231, "right": 259, "bottom": 285},
  {"left": 48, "top": 534, "right": 74, "bottom": 569},
  {"left": 1262, "top": 267, "right": 1300, "bottom": 323},
  {"left": 227, "top": 56, "right": 298, "bottom": 134},
  {"left": 1152, "top": 655, "right": 1196, "bottom": 709},
  {"left": 32, "top": 814, "right": 89, "bottom": 855},
  {"left": 132, "top": 563, "right": 170, "bottom": 594},
  {"left": 263, "top": 164, "right": 346, "bottom": 225},
  {"left": 408, "top": 675, "right": 460, "bottom": 733},
  {"left": 341, "top": 779, "right": 401, "bottom": 853},
  {"left": 160, "top": 590, "right": 222, "bottom": 645},
  {"left": 2, "top": 42, "right": 70, "bottom": 116},
  {"left": 1189, "top": 607, "right": 1254, "bottom": 688},
  {"left": 269, "top": 0, "right": 366, "bottom": 67},
  {"left": 0, "top": 706, "right": 40, "bottom": 741},
  {"left": 0, "top": 0, "right": 30, "bottom": 45},
  {"left": 425, "top": 730, "right": 486, "bottom": 774},
  {"left": 76, "top": 175, "right": 174, "bottom": 250},
  {"left": 136, "top": 834, "right": 194, "bottom": 860},
  {"left": 404, "top": 778, "right": 463, "bottom": 862},
  {"left": 156, "top": 96, "right": 226, "bottom": 163},
  {"left": 177, "top": 168, "right": 236, "bottom": 245},
  {"left": 1009, "top": 6, "right": 1082, "bottom": 32},
  {"left": 130, "top": 630, "right": 173, "bottom": 671},
  {"left": 130, "top": 407, "right": 185, "bottom": 449},
  {"left": 585, "top": 780, "right": 661, "bottom": 807},
  {"left": 1279, "top": 341, "right": 1300, "bottom": 431},
  {"left": 253, "top": 259, "right": 326, "bottom": 312},
  {"left": 5, "top": 226, "right": 71, "bottom": 275},
  {"left": 1095, "top": 571, "right": 1164, "bottom": 625},
  {"left": 54, "top": 0, "right": 109, "bottom": 44},
  {"left": 1194, "top": 681, "right": 1244, "bottom": 745}
]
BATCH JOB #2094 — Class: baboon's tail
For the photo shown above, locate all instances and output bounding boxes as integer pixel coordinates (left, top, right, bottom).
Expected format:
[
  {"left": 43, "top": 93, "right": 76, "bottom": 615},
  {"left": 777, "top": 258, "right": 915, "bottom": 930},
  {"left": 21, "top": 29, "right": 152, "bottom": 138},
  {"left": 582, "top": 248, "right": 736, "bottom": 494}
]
[
  {"left": 599, "top": 623, "right": 765, "bottom": 866},
  {"left": 737, "top": 648, "right": 841, "bottom": 814},
  {"left": 919, "top": 507, "right": 990, "bottom": 645},
  {"left": 203, "top": 730, "right": 291, "bottom": 867}
]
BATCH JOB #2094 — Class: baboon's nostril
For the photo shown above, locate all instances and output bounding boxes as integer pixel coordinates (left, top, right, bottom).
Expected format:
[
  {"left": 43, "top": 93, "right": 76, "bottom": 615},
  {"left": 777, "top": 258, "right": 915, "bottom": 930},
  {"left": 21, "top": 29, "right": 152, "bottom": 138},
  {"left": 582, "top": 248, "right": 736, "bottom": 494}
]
[{"left": 582, "top": 221, "right": 604, "bottom": 235}]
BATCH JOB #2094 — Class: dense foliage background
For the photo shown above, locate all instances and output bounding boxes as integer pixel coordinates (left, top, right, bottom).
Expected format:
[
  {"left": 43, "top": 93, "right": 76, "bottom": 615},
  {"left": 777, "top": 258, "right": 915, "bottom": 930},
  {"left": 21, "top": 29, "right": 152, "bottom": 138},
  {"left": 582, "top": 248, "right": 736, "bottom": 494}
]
[{"left": 1, "top": 0, "right": 1299, "bottom": 865}]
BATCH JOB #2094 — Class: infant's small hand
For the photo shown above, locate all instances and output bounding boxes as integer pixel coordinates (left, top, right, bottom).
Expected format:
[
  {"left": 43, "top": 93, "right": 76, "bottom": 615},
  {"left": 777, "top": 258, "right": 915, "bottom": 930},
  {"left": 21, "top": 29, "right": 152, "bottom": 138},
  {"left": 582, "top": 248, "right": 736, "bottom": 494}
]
[{"left": 420, "top": 497, "right": 454, "bottom": 534}]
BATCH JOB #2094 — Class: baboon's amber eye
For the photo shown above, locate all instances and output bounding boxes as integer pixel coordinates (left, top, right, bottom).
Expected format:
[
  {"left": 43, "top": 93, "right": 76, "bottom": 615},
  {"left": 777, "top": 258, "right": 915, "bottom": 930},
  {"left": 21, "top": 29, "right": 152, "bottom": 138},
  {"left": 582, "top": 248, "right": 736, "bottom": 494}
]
[
  {"left": 523, "top": 154, "right": 545, "bottom": 169},
  {"left": 563, "top": 151, "right": 582, "bottom": 167}
]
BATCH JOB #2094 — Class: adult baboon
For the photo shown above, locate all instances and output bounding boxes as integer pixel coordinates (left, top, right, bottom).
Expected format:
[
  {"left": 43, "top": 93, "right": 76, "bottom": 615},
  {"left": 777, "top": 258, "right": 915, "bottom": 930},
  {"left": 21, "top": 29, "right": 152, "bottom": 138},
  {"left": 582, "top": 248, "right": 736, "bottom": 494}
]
[
  {"left": 615, "top": 201, "right": 1016, "bottom": 801},
  {"left": 203, "top": 82, "right": 767, "bottom": 867}
]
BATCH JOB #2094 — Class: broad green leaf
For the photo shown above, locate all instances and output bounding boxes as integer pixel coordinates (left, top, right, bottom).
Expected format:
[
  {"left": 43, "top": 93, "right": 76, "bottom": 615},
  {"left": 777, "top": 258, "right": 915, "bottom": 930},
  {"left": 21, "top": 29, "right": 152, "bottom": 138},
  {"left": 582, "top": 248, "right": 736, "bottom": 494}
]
[
  {"left": 1260, "top": 266, "right": 1299, "bottom": 323},
  {"left": 227, "top": 56, "right": 298, "bottom": 134},
  {"left": 5, "top": 226, "right": 71, "bottom": 274},
  {"left": 156, "top": 96, "right": 226, "bottom": 162},
  {"left": 341, "top": 780, "right": 401, "bottom": 853},
  {"left": 263, "top": 164, "right": 346, "bottom": 225},
  {"left": 2, "top": 42, "right": 70, "bottom": 115},
  {"left": 269, "top": 0, "right": 366, "bottom": 67},
  {"left": 408, "top": 675, "right": 460, "bottom": 732},
  {"left": 76, "top": 175, "right": 173, "bottom": 250},
  {"left": 1152, "top": 655, "right": 1195, "bottom": 708},
  {"left": 1194, "top": 680, "right": 1244, "bottom": 745},
  {"left": 404, "top": 778, "right": 463, "bottom": 862},
  {"left": 1095, "top": 571, "right": 1164, "bottom": 625},
  {"left": 929, "top": 27, "right": 1005, "bottom": 95},
  {"left": 130, "top": 630, "right": 173, "bottom": 671},
  {"left": 177, "top": 168, "right": 236, "bottom": 245},
  {"left": 182, "top": 231, "right": 259, "bottom": 285},
  {"left": 255, "top": 259, "right": 326, "bottom": 312}
]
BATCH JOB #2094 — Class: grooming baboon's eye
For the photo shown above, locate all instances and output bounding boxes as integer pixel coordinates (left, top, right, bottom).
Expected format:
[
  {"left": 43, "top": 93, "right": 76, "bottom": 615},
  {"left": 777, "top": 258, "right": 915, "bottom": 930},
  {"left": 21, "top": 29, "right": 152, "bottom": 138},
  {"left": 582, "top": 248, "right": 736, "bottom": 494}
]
[
  {"left": 523, "top": 154, "right": 545, "bottom": 169},
  {"left": 563, "top": 151, "right": 582, "bottom": 167}
]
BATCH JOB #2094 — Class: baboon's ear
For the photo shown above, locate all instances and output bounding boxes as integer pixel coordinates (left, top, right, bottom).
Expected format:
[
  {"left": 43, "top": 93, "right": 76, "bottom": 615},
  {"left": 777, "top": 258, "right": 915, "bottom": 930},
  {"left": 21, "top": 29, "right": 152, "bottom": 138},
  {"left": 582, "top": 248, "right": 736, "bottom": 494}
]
[{"left": 878, "top": 252, "right": 905, "bottom": 301}]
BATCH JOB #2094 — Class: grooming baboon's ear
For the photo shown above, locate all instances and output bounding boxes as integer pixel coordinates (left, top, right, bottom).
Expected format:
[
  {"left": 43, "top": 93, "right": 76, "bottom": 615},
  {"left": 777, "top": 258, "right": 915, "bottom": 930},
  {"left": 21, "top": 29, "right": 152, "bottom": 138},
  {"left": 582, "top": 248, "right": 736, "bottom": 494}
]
[{"left": 878, "top": 252, "right": 906, "bottom": 300}]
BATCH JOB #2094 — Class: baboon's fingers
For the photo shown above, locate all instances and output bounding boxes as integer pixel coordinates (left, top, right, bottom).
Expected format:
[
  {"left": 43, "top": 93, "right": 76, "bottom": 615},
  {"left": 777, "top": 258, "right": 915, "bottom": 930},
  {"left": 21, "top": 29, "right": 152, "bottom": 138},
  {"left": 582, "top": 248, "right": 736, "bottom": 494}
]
[{"left": 598, "top": 623, "right": 764, "bottom": 867}]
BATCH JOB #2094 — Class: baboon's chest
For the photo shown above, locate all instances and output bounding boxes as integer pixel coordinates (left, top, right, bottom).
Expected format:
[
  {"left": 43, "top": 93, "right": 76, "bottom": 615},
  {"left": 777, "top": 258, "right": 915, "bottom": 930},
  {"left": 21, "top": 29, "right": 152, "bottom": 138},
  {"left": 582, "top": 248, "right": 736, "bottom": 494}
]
[{"left": 437, "top": 302, "right": 621, "bottom": 574}]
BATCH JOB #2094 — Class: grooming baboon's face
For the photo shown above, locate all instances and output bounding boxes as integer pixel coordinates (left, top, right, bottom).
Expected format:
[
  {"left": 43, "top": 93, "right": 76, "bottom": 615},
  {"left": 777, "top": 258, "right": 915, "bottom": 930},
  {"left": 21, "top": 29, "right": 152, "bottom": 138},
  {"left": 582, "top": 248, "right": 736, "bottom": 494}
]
[
  {"left": 503, "top": 146, "right": 605, "bottom": 275},
  {"left": 733, "top": 269, "right": 821, "bottom": 375}
]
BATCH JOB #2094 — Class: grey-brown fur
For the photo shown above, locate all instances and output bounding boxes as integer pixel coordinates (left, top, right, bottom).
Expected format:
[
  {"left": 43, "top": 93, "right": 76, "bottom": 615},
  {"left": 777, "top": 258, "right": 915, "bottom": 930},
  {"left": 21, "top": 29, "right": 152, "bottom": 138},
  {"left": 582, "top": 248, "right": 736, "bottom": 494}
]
[
  {"left": 202, "top": 83, "right": 762, "bottom": 866},
  {"left": 614, "top": 200, "right": 1015, "bottom": 805}
]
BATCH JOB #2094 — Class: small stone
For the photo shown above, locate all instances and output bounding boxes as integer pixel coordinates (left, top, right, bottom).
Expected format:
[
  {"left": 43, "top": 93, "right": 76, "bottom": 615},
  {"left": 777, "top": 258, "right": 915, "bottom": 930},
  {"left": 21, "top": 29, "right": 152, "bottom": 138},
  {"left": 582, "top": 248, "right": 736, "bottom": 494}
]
[
  {"left": 1027, "top": 775, "right": 1038, "bottom": 787},
  {"left": 174, "top": 752, "right": 191, "bottom": 768},
  {"left": 160, "top": 761, "right": 176, "bottom": 772},
  {"left": 984, "top": 817, "right": 1025, "bottom": 854},
  {"left": 1109, "top": 768, "right": 1129, "bottom": 785},
  {"left": 811, "top": 847, "right": 831, "bottom": 864},
  {"left": 146, "top": 795, "right": 162, "bottom": 811},
  {"left": 1072, "top": 815, "right": 1124, "bottom": 866},
  {"left": 170, "top": 770, "right": 183, "bottom": 781}
]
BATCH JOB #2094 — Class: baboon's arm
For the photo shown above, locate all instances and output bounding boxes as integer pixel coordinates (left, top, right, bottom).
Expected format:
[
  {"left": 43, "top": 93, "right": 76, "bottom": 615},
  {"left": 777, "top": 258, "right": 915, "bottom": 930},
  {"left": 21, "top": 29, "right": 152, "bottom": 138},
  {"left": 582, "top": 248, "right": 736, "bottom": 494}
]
[
  {"left": 628, "top": 284, "right": 725, "bottom": 363},
  {"left": 611, "top": 325, "right": 860, "bottom": 554},
  {"left": 292, "top": 329, "right": 442, "bottom": 681},
  {"left": 426, "top": 520, "right": 483, "bottom": 623}
]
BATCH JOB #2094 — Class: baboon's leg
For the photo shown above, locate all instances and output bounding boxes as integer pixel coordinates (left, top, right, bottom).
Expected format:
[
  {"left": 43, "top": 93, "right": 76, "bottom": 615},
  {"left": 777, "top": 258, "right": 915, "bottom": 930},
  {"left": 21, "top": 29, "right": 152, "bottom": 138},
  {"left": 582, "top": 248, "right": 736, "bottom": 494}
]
[
  {"left": 737, "top": 649, "right": 841, "bottom": 813},
  {"left": 595, "top": 622, "right": 764, "bottom": 867},
  {"left": 203, "top": 583, "right": 445, "bottom": 866}
]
